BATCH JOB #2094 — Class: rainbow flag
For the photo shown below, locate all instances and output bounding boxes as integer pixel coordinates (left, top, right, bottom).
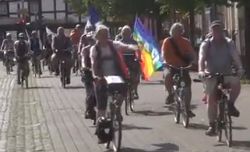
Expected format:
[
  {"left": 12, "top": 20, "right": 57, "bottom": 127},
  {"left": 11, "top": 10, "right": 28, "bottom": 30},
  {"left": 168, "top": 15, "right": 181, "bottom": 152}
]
[{"left": 133, "top": 17, "right": 163, "bottom": 80}]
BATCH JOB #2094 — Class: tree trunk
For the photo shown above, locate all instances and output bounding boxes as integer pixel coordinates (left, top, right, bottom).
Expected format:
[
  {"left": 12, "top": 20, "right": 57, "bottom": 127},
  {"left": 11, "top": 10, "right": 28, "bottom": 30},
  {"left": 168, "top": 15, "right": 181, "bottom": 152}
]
[{"left": 189, "top": 7, "right": 195, "bottom": 47}]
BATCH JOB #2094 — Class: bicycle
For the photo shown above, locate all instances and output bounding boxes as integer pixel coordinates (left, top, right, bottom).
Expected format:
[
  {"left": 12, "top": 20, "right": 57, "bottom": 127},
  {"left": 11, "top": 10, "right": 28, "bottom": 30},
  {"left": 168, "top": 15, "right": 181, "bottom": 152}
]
[
  {"left": 194, "top": 73, "right": 234, "bottom": 147},
  {"left": 166, "top": 63, "right": 192, "bottom": 128},
  {"left": 60, "top": 59, "right": 66, "bottom": 88},
  {"left": 32, "top": 54, "right": 41, "bottom": 78},
  {"left": 18, "top": 55, "right": 30, "bottom": 89},
  {"left": 124, "top": 79, "right": 135, "bottom": 115},
  {"left": 103, "top": 76, "right": 126, "bottom": 152},
  {"left": 5, "top": 52, "right": 14, "bottom": 75}
]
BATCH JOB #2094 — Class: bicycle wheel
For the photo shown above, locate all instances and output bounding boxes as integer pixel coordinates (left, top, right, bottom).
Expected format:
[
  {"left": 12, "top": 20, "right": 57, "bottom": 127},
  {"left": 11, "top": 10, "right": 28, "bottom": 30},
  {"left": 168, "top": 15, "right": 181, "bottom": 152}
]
[
  {"left": 224, "top": 104, "right": 232, "bottom": 147},
  {"left": 181, "top": 89, "right": 189, "bottom": 128},
  {"left": 125, "top": 86, "right": 130, "bottom": 115},
  {"left": 174, "top": 99, "right": 180, "bottom": 124},
  {"left": 182, "top": 105, "right": 189, "bottom": 128},
  {"left": 60, "top": 61, "right": 66, "bottom": 88},
  {"left": 6, "top": 61, "right": 10, "bottom": 74},
  {"left": 25, "top": 76, "right": 28, "bottom": 89},
  {"left": 129, "top": 90, "right": 135, "bottom": 112},
  {"left": 111, "top": 110, "right": 122, "bottom": 152},
  {"left": 217, "top": 101, "right": 224, "bottom": 142}
]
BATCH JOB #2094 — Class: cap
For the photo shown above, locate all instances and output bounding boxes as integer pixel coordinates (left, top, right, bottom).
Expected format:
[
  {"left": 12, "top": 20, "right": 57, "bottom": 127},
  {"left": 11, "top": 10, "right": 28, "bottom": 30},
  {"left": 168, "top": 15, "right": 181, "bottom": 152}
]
[{"left": 210, "top": 20, "right": 224, "bottom": 28}]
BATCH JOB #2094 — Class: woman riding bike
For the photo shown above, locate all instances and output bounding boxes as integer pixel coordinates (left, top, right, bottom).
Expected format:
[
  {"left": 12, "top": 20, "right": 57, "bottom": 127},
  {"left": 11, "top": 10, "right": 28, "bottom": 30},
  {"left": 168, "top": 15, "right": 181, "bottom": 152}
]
[{"left": 90, "top": 25, "right": 138, "bottom": 144}]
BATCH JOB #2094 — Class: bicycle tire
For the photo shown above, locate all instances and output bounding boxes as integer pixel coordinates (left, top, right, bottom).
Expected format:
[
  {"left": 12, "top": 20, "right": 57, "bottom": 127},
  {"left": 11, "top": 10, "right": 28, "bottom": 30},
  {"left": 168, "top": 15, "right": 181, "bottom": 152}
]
[
  {"left": 225, "top": 105, "right": 232, "bottom": 147},
  {"left": 174, "top": 101, "right": 180, "bottom": 124},
  {"left": 129, "top": 89, "right": 135, "bottom": 112},
  {"left": 111, "top": 111, "right": 122, "bottom": 152},
  {"left": 217, "top": 100, "right": 224, "bottom": 142},
  {"left": 25, "top": 76, "right": 28, "bottom": 89},
  {"left": 60, "top": 61, "right": 66, "bottom": 88},
  {"left": 125, "top": 86, "right": 130, "bottom": 115}
]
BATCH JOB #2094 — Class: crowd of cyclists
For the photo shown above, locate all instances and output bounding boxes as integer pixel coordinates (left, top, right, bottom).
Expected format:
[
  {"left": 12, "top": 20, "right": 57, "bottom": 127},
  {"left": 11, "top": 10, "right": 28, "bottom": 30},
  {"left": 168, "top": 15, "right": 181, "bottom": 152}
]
[{"left": 0, "top": 19, "right": 245, "bottom": 148}]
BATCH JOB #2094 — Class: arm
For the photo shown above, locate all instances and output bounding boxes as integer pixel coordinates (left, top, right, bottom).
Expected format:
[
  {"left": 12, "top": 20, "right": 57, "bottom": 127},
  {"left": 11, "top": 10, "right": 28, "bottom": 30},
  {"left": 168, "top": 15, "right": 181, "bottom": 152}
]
[
  {"left": 90, "top": 46, "right": 98, "bottom": 78},
  {"left": 113, "top": 41, "right": 138, "bottom": 52},
  {"left": 198, "top": 42, "right": 207, "bottom": 72},
  {"left": 1, "top": 40, "right": 6, "bottom": 51},
  {"left": 229, "top": 41, "right": 243, "bottom": 70},
  {"left": 161, "top": 38, "right": 168, "bottom": 62},
  {"left": 51, "top": 36, "right": 56, "bottom": 51}
]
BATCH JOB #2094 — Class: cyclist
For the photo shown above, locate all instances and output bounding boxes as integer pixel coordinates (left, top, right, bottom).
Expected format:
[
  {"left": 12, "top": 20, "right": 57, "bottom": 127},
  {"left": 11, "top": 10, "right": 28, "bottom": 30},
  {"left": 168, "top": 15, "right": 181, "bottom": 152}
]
[
  {"left": 51, "top": 27, "right": 73, "bottom": 84},
  {"left": 90, "top": 25, "right": 138, "bottom": 143},
  {"left": 1, "top": 33, "right": 15, "bottom": 70},
  {"left": 44, "top": 34, "right": 53, "bottom": 70},
  {"left": 199, "top": 20, "right": 244, "bottom": 136},
  {"left": 14, "top": 33, "right": 30, "bottom": 84},
  {"left": 30, "top": 31, "right": 42, "bottom": 75},
  {"left": 161, "top": 22, "right": 196, "bottom": 117},
  {"left": 80, "top": 31, "right": 96, "bottom": 119},
  {"left": 119, "top": 25, "right": 140, "bottom": 99},
  {"left": 70, "top": 24, "right": 82, "bottom": 73}
]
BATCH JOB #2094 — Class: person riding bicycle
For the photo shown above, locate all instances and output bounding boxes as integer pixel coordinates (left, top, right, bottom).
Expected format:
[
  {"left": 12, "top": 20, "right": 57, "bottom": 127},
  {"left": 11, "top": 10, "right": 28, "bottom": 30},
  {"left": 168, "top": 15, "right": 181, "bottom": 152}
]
[
  {"left": 51, "top": 27, "right": 73, "bottom": 84},
  {"left": 161, "top": 22, "right": 196, "bottom": 117},
  {"left": 119, "top": 25, "right": 140, "bottom": 99},
  {"left": 90, "top": 25, "right": 138, "bottom": 143},
  {"left": 30, "top": 31, "right": 42, "bottom": 75},
  {"left": 80, "top": 31, "right": 96, "bottom": 119},
  {"left": 70, "top": 24, "right": 82, "bottom": 73},
  {"left": 1, "top": 33, "right": 15, "bottom": 69},
  {"left": 14, "top": 33, "right": 30, "bottom": 84},
  {"left": 198, "top": 20, "right": 244, "bottom": 136}
]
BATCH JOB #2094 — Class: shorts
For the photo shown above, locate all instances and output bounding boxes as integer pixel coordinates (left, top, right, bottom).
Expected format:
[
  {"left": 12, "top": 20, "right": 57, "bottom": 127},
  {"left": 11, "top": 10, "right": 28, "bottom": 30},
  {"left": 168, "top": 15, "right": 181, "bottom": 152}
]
[{"left": 204, "top": 76, "right": 240, "bottom": 95}]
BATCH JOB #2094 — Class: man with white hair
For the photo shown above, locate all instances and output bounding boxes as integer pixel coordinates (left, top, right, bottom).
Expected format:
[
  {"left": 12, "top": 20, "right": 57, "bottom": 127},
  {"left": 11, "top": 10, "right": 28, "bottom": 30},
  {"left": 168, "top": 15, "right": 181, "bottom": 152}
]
[
  {"left": 119, "top": 25, "right": 140, "bottom": 99},
  {"left": 161, "top": 22, "right": 196, "bottom": 117},
  {"left": 51, "top": 27, "right": 73, "bottom": 84}
]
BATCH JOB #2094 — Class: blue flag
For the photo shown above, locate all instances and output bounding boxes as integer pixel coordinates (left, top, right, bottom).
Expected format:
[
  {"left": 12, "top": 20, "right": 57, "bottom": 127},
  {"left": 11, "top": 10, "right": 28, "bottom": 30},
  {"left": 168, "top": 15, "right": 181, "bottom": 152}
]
[{"left": 87, "top": 5, "right": 100, "bottom": 26}]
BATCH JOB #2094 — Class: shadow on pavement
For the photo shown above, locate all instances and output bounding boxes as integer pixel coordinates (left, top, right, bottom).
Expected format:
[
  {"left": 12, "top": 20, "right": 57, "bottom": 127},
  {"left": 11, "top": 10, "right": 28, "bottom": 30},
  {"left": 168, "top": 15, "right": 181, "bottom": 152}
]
[
  {"left": 151, "top": 143, "right": 179, "bottom": 152},
  {"left": 133, "top": 110, "right": 172, "bottom": 116},
  {"left": 122, "top": 124, "right": 152, "bottom": 131},
  {"left": 188, "top": 123, "right": 208, "bottom": 130},
  {"left": 233, "top": 140, "right": 250, "bottom": 150},
  {"left": 232, "top": 126, "right": 248, "bottom": 130},
  {"left": 120, "top": 143, "right": 179, "bottom": 152},
  {"left": 27, "top": 86, "right": 52, "bottom": 89},
  {"left": 65, "top": 86, "right": 85, "bottom": 89},
  {"left": 165, "top": 104, "right": 198, "bottom": 111}
]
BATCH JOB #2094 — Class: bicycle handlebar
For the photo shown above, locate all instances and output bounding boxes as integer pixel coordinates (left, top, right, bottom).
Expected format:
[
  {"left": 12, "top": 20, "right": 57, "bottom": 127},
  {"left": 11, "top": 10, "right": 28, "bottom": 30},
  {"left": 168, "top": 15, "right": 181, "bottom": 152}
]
[
  {"left": 165, "top": 62, "right": 192, "bottom": 70},
  {"left": 193, "top": 73, "right": 237, "bottom": 83}
]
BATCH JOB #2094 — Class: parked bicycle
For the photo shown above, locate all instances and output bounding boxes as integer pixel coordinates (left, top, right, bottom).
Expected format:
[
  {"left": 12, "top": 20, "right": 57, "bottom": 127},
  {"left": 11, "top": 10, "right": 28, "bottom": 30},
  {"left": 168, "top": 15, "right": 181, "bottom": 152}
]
[
  {"left": 166, "top": 63, "right": 192, "bottom": 128},
  {"left": 194, "top": 73, "right": 235, "bottom": 147}
]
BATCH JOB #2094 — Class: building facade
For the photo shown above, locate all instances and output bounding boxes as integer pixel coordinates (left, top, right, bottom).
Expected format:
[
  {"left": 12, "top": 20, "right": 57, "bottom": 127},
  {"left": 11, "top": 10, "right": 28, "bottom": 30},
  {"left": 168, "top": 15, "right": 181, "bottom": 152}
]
[{"left": 0, "top": 0, "right": 86, "bottom": 41}]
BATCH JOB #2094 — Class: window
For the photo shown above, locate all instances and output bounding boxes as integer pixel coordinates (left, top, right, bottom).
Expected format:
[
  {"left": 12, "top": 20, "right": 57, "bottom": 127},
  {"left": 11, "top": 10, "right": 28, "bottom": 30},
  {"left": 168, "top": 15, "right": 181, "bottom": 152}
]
[
  {"left": 30, "top": 1, "right": 39, "bottom": 15},
  {"left": 0, "top": 2, "right": 8, "bottom": 16}
]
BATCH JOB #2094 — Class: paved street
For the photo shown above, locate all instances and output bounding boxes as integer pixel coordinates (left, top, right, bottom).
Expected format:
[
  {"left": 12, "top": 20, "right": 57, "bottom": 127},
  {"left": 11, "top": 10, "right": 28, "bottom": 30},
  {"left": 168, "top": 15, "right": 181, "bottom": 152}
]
[{"left": 0, "top": 64, "right": 249, "bottom": 152}]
